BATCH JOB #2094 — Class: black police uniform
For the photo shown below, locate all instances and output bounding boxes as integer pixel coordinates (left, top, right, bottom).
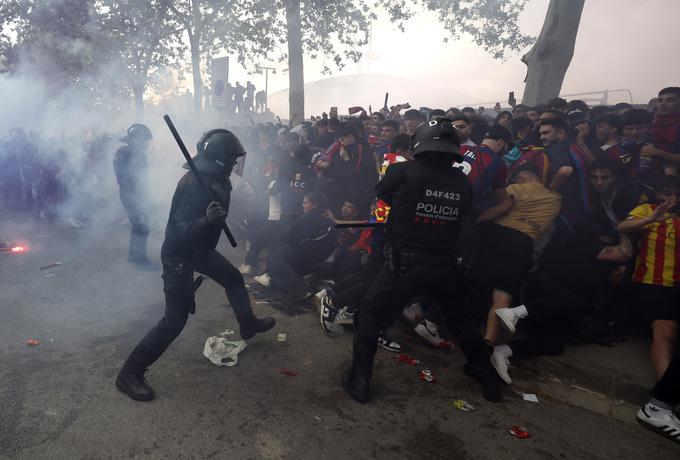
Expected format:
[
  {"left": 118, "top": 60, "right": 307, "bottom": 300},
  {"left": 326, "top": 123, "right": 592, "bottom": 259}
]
[
  {"left": 113, "top": 128, "right": 152, "bottom": 263},
  {"left": 117, "top": 129, "right": 274, "bottom": 401},
  {"left": 345, "top": 120, "right": 501, "bottom": 402}
]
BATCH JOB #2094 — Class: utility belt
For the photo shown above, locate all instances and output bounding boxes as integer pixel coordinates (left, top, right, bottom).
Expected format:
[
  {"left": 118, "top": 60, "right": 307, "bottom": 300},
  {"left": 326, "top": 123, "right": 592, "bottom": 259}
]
[
  {"left": 383, "top": 244, "right": 455, "bottom": 277},
  {"left": 162, "top": 258, "right": 204, "bottom": 314}
]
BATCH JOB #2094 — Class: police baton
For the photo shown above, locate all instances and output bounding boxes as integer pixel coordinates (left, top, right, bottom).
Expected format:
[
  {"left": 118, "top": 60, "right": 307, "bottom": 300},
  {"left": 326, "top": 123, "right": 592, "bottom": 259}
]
[{"left": 163, "top": 114, "right": 238, "bottom": 248}]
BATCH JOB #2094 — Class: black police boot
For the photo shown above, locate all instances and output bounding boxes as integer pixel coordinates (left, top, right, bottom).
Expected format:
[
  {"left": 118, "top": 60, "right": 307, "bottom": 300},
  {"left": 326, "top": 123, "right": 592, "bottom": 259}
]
[
  {"left": 463, "top": 362, "right": 502, "bottom": 402},
  {"left": 116, "top": 369, "right": 155, "bottom": 402},
  {"left": 341, "top": 369, "right": 370, "bottom": 403},
  {"left": 239, "top": 316, "right": 276, "bottom": 340}
]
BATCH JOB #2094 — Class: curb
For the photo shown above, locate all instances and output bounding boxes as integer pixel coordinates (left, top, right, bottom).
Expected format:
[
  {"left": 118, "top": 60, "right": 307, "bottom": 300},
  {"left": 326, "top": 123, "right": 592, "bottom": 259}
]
[
  {"left": 535, "top": 376, "right": 639, "bottom": 422},
  {"left": 511, "top": 355, "right": 649, "bottom": 423}
]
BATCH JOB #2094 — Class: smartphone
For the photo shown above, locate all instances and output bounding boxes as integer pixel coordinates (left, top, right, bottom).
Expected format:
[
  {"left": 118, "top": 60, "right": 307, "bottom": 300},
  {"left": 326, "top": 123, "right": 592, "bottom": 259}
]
[{"left": 508, "top": 91, "right": 516, "bottom": 107}]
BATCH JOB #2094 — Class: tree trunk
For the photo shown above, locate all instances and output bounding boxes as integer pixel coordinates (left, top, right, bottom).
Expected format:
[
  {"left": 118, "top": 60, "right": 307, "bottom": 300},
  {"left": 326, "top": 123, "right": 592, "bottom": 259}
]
[
  {"left": 188, "top": 32, "right": 203, "bottom": 113},
  {"left": 521, "top": 0, "right": 585, "bottom": 106},
  {"left": 133, "top": 84, "right": 145, "bottom": 114},
  {"left": 190, "top": 0, "right": 203, "bottom": 113},
  {"left": 286, "top": 0, "right": 304, "bottom": 125}
]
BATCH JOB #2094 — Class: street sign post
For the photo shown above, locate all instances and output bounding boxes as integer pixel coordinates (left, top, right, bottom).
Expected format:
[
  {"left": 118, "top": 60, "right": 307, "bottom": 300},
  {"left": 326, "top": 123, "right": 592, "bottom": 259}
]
[{"left": 211, "top": 57, "right": 229, "bottom": 109}]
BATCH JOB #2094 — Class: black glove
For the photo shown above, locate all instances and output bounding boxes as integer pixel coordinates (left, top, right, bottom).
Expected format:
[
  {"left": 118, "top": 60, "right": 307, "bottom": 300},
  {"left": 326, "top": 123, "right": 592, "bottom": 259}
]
[{"left": 206, "top": 201, "right": 226, "bottom": 222}]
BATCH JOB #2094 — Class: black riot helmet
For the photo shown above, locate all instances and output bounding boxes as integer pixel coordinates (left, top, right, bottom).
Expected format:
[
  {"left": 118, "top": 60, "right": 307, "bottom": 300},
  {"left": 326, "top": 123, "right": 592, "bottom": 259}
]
[
  {"left": 184, "top": 129, "right": 246, "bottom": 176},
  {"left": 410, "top": 117, "right": 462, "bottom": 162},
  {"left": 120, "top": 123, "right": 153, "bottom": 144}
]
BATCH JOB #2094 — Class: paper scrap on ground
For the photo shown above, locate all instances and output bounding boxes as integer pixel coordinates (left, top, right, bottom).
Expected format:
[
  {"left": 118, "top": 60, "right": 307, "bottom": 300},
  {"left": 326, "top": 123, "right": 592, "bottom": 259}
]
[
  {"left": 203, "top": 336, "right": 247, "bottom": 367},
  {"left": 522, "top": 393, "right": 539, "bottom": 403}
]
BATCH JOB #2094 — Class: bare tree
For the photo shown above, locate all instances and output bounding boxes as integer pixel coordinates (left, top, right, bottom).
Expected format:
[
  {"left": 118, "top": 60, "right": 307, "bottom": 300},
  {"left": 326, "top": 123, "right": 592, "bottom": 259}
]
[{"left": 521, "top": 0, "right": 585, "bottom": 105}]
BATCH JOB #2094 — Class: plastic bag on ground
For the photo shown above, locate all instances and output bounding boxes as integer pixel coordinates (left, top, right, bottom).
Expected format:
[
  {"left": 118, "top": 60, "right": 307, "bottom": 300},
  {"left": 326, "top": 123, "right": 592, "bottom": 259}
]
[{"left": 203, "top": 332, "right": 247, "bottom": 367}]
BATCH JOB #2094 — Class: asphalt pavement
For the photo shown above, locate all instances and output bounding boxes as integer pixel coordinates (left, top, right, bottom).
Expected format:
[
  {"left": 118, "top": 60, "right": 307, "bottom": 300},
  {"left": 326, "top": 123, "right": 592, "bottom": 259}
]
[{"left": 1, "top": 215, "right": 679, "bottom": 459}]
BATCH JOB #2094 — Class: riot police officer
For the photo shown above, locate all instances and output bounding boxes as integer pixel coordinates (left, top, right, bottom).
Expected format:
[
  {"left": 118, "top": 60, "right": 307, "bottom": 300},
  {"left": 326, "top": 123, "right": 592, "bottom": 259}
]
[
  {"left": 342, "top": 118, "right": 503, "bottom": 403},
  {"left": 116, "top": 129, "right": 276, "bottom": 402},
  {"left": 113, "top": 124, "right": 156, "bottom": 269}
]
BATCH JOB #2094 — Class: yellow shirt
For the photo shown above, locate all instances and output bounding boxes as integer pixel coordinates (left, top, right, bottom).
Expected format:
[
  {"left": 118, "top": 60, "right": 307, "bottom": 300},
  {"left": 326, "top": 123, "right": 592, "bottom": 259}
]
[
  {"left": 496, "top": 183, "right": 561, "bottom": 240},
  {"left": 629, "top": 204, "right": 680, "bottom": 287}
]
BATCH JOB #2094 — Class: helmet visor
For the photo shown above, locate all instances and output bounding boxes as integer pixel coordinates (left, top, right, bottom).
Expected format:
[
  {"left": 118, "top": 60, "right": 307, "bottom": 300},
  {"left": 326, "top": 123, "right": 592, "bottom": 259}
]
[{"left": 233, "top": 154, "right": 246, "bottom": 177}]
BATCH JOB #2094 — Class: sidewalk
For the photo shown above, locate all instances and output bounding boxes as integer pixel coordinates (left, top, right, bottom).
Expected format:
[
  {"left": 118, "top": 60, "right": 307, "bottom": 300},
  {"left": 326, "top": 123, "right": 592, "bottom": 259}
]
[{"left": 511, "top": 338, "right": 656, "bottom": 422}]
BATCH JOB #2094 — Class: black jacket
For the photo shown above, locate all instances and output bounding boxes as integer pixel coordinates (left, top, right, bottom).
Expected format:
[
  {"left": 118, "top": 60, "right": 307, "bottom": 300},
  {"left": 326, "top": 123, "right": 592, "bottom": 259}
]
[
  {"left": 284, "top": 207, "right": 333, "bottom": 247},
  {"left": 377, "top": 155, "right": 473, "bottom": 251},
  {"left": 113, "top": 145, "right": 149, "bottom": 196},
  {"left": 161, "top": 172, "right": 231, "bottom": 261},
  {"left": 279, "top": 158, "right": 317, "bottom": 218}
]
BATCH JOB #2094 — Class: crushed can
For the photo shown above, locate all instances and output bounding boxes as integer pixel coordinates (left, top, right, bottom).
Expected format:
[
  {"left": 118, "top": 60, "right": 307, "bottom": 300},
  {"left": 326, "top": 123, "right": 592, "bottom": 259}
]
[
  {"left": 418, "top": 369, "right": 436, "bottom": 383},
  {"left": 507, "top": 426, "right": 531, "bottom": 439},
  {"left": 453, "top": 399, "right": 475, "bottom": 412}
]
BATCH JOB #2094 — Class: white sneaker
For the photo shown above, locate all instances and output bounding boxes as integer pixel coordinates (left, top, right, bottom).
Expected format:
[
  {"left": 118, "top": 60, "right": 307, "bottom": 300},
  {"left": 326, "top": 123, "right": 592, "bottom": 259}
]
[
  {"left": 637, "top": 404, "right": 680, "bottom": 443},
  {"left": 414, "top": 319, "right": 445, "bottom": 347},
  {"left": 490, "top": 350, "right": 512, "bottom": 385},
  {"left": 333, "top": 306, "right": 355, "bottom": 325},
  {"left": 315, "top": 288, "right": 334, "bottom": 300},
  {"left": 238, "top": 264, "right": 253, "bottom": 275},
  {"left": 320, "top": 296, "right": 344, "bottom": 334},
  {"left": 377, "top": 333, "right": 402, "bottom": 353},
  {"left": 402, "top": 302, "right": 424, "bottom": 325},
  {"left": 495, "top": 308, "right": 519, "bottom": 334},
  {"left": 254, "top": 273, "right": 271, "bottom": 288}
]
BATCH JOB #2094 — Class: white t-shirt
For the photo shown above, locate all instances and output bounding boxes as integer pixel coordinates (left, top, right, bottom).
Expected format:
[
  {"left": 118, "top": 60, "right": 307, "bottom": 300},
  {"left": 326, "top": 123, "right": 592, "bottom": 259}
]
[{"left": 267, "top": 180, "right": 282, "bottom": 221}]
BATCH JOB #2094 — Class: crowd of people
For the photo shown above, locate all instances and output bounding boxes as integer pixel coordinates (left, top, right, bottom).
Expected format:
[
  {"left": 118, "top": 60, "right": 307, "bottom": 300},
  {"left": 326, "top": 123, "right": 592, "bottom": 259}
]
[
  {"left": 222, "top": 80, "right": 267, "bottom": 114},
  {"left": 0, "top": 127, "right": 115, "bottom": 227},
  {"left": 1, "top": 86, "right": 679, "bottom": 442},
  {"left": 227, "top": 88, "right": 679, "bottom": 441}
]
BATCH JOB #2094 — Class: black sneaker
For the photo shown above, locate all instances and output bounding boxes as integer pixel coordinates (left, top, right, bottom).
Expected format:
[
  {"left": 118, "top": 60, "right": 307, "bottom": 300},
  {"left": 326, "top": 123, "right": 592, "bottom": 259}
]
[
  {"left": 463, "top": 362, "right": 502, "bottom": 402},
  {"left": 341, "top": 369, "right": 370, "bottom": 403},
  {"left": 240, "top": 316, "right": 276, "bottom": 340},
  {"left": 377, "top": 333, "right": 402, "bottom": 353},
  {"left": 116, "top": 371, "right": 155, "bottom": 402}
]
